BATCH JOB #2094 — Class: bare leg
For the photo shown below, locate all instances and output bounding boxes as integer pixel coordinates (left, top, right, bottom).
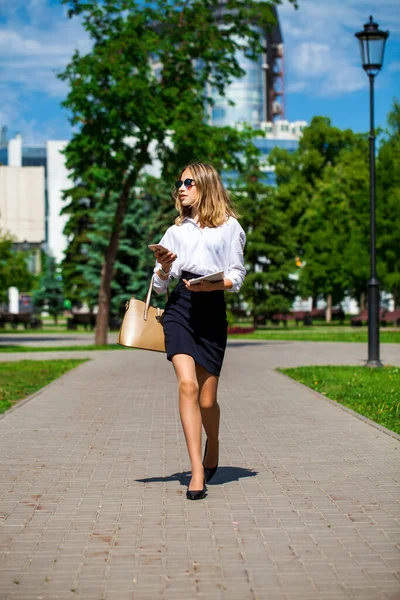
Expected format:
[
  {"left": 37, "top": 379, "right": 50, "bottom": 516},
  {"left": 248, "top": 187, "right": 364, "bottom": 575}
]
[
  {"left": 196, "top": 363, "right": 220, "bottom": 469},
  {"left": 171, "top": 354, "right": 204, "bottom": 491}
]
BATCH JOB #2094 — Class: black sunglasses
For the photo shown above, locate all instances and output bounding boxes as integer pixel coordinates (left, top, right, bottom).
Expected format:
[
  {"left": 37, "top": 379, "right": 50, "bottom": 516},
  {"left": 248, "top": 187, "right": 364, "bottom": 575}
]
[{"left": 174, "top": 178, "right": 195, "bottom": 190}]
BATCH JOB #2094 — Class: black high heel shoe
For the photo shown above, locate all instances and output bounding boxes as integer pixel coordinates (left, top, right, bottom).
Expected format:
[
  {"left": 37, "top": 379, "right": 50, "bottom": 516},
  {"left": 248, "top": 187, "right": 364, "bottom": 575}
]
[
  {"left": 203, "top": 440, "right": 219, "bottom": 484},
  {"left": 186, "top": 476, "right": 207, "bottom": 501}
]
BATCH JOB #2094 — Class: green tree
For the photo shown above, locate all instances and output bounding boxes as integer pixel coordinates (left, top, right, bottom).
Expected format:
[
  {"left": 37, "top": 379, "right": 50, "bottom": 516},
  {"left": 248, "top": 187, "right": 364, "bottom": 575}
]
[
  {"left": 0, "top": 231, "right": 34, "bottom": 304},
  {"left": 233, "top": 147, "right": 297, "bottom": 325},
  {"left": 60, "top": 0, "right": 299, "bottom": 344},
  {"left": 61, "top": 183, "right": 94, "bottom": 307},
  {"left": 377, "top": 99, "right": 400, "bottom": 307},
  {"left": 32, "top": 256, "right": 64, "bottom": 324},
  {"left": 270, "top": 116, "right": 358, "bottom": 234},
  {"left": 77, "top": 177, "right": 164, "bottom": 314},
  {"left": 269, "top": 117, "right": 368, "bottom": 314},
  {"left": 299, "top": 139, "right": 370, "bottom": 316}
]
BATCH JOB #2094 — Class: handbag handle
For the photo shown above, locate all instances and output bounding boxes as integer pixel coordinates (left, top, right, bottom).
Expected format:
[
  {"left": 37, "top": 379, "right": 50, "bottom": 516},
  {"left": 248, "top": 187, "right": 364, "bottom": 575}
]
[{"left": 144, "top": 276, "right": 169, "bottom": 321}]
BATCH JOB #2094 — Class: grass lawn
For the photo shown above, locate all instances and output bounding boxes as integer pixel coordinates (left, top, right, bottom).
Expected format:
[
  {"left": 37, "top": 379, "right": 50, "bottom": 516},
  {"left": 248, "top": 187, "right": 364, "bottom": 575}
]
[
  {"left": 279, "top": 365, "right": 400, "bottom": 435},
  {"left": 0, "top": 359, "right": 89, "bottom": 414},
  {"left": 229, "top": 329, "right": 400, "bottom": 343},
  {"left": 3, "top": 319, "right": 399, "bottom": 343},
  {"left": 0, "top": 345, "right": 129, "bottom": 353},
  {"left": 1, "top": 329, "right": 400, "bottom": 353}
]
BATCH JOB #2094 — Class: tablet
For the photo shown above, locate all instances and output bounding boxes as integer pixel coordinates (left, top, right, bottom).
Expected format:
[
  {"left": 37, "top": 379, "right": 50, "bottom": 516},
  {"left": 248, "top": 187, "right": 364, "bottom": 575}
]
[{"left": 189, "top": 271, "right": 224, "bottom": 284}]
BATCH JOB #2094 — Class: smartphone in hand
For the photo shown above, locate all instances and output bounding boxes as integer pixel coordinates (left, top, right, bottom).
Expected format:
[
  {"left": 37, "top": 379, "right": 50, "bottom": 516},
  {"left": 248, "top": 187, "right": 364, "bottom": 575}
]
[{"left": 148, "top": 244, "right": 170, "bottom": 254}]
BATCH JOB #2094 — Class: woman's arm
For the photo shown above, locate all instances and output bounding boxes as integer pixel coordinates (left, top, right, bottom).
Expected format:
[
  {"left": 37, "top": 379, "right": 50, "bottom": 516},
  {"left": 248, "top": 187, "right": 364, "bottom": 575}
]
[
  {"left": 225, "top": 226, "right": 246, "bottom": 293},
  {"left": 152, "top": 230, "right": 177, "bottom": 294}
]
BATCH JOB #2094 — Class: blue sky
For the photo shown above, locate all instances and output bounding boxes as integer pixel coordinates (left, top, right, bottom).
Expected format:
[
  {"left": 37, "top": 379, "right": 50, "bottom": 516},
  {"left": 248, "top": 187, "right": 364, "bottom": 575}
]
[{"left": 0, "top": 0, "right": 399, "bottom": 144}]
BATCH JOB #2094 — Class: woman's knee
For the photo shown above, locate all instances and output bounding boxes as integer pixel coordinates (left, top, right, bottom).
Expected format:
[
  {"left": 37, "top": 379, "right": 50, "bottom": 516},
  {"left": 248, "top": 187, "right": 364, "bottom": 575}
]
[
  {"left": 199, "top": 395, "right": 218, "bottom": 410},
  {"left": 178, "top": 378, "right": 199, "bottom": 398}
]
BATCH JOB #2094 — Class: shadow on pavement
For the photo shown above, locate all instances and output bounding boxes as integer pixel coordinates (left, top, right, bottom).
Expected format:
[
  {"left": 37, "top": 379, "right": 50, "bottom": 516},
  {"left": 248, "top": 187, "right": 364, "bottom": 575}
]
[{"left": 136, "top": 466, "right": 258, "bottom": 487}]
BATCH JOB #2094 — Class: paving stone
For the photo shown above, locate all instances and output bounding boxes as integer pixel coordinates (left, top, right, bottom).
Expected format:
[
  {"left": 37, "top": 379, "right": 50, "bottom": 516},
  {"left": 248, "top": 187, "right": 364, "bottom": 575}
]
[{"left": 0, "top": 340, "right": 399, "bottom": 599}]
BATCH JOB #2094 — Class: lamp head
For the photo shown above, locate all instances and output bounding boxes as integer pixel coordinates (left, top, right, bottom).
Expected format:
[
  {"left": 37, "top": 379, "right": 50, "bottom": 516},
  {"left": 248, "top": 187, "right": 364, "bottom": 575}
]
[{"left": 355, "top": 16, "right": 389, "bottom": 76}]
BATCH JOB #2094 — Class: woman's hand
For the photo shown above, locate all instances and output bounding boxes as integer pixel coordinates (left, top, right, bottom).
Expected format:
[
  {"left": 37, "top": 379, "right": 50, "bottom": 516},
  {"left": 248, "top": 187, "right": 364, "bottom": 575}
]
[
  {"left": 183, "top": 278, "right": 232, "bottom": 292},
  {"left": 155, "top": 248, "right": 177, "bottom": 274}
]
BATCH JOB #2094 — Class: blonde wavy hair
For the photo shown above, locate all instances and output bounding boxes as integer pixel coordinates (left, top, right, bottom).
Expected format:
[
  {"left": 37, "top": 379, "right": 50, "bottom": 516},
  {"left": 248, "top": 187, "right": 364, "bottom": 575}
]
[{"left": 173, "top": 162, "right": 240, "bottom": 228}]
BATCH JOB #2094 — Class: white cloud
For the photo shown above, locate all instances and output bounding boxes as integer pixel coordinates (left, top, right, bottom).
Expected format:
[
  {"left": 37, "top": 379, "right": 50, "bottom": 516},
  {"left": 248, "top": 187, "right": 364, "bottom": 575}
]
[
  {"left": 0, "top": 0, "right": 91, "bottom": 140},
  {"left": 280, "top": 0, "right": 397, "bottom": 98},
  {"left": 0, "top": 86, "right": 21, "bottom": 129},
  {"left": 294, "top": 43, "right": 331, "bottom": 77},
  {"left": 0, "top": 1, "right": 90, "bottom": 97},
  {"left": 0, "top": 0, "right": 93, "bottom": 144},
  {"left": 286, "top": 81, "right": 307, "bottom": 93}
]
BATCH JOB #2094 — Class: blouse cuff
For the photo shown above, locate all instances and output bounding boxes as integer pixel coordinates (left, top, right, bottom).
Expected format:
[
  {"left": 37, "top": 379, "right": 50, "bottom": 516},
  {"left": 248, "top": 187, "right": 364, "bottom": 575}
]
[
  {"left": 152, "top": 270, "right": 170, "bottom": 294},
  {"left": 225, "top": 271, "right": 243, "bottom": 293}
]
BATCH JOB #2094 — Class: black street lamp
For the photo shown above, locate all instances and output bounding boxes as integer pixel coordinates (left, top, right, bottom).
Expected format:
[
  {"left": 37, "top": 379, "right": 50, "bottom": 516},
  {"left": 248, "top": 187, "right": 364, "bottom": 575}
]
[{"left": 355, "top": 16, "right": 389, "bottom": 368}]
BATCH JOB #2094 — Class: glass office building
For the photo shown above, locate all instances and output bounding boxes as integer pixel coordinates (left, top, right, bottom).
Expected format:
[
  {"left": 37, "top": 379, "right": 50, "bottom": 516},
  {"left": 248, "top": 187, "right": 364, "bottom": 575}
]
[
  {"left": 209, "top": 5, "right": 306, "bottom": 186},
  {"left": 211, "top": 52, "right": 264, "bottom": 128},
  {"left": 0, "top": 147, "right": 7, "bottom": 165}
]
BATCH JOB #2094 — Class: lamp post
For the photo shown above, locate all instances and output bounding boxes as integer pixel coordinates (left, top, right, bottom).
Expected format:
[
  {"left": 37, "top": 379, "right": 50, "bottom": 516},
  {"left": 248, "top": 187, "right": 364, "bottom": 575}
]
[{"left": 355, "top": 16, "right": 389, "bottom": 368}]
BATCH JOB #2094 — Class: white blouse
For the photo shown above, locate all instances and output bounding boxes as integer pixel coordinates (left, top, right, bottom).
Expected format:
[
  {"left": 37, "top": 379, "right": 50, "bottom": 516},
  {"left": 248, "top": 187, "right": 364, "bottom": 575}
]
[{"left": 152, "top": 216, "right": 246, "bottom": 294}]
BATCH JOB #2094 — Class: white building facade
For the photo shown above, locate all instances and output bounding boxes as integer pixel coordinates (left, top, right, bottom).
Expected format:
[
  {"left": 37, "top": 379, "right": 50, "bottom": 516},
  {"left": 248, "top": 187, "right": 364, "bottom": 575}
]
[
  {"left": 46, "top": 141, "right": 70, "bottom": 264},
  {"left": 0, "top": 135, "right": 70, "bottom": 265},
  {"left": 0, "top": 166, "right": 45, "bottom": 244}
]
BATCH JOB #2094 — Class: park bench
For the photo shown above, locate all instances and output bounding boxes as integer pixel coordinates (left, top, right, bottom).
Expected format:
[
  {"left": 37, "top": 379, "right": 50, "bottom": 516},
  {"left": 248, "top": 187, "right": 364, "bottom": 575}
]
[
  {"left": 230, "top": 307, "right": 248, "bottom": 320},
  {"left": 67, "top": 313, "right": 122, "bottom": 330},
  {"left": 67, "top": 313, "right": 96, "bottom": 330},
  {"left": 227, "top": 326, "right": 255, "bottom": 334},
  {"left": 271, "top": 307, "right": 345, "bottom": 327},
  {"left": 380, "top": 309, "right": 400, "bottom": 326},
  {"left": 270, "top": 311, "right": 310, "bottom": 326},
  {"left": 270, "top": 312, "right": 291, "bottom": 326},
  {"left": 0, "top": 312, "right": 43, "bottom": 329},
  {"left": 351, "top": 309, "right": 387, "bottom": 326},
  {"left": 309, "top": 308, "right": 345, "bottom": 324}
]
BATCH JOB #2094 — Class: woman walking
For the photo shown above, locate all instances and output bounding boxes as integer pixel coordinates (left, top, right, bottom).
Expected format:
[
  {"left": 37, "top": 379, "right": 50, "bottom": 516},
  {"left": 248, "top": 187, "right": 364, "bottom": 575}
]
[{"left": 152, "top": 162, "right": 246, "bottom": 500}]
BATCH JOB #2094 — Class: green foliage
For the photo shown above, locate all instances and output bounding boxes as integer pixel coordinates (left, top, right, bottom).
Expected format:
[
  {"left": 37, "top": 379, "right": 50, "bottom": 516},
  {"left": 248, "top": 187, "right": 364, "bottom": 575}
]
[
  {"left": 59, "top": 0, "right": 299, "bottom": 341},
  {"left": 61, "top": 183, "right": 94, "bottom": 305},
  {"left": 280, "top": 365, "right": 400, "bottom": 435},
  {"left": 232, "top": 146, "right": 297, "bottom": 321},
  {"left": 299, "top": 136, "right": 370, "bottom": 306},
  {"left": 76, "top": 178, "right": 165, "bottom": 313},
  {"left": 269, "top": 110, "right": 400, "bottom": 310},
  {"left": 32, "top": 256, "right": 64, "bottom": 324},
  {"left": 0, "top": 230, "right": 35, "bottom": 303},
  {"left": 270, "top": 116, "right": 358, "bottom": 232},
  {"left": 377, "top": 99, "right": 400, "bottom": 307}
]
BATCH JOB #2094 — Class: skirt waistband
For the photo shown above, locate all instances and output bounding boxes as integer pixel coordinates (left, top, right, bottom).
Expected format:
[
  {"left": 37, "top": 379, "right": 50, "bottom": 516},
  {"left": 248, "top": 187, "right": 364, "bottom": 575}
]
[
  {"left": 176, "top": 271, "right": 225, "bottom": 300},
  {"left": 180, "top": 270, "right": 203, "bottom": 281}
]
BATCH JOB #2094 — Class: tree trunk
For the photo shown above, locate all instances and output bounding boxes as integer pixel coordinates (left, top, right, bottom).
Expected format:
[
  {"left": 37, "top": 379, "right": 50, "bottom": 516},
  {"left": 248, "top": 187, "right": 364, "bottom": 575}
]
[
  {"left": 325, "top": 293, "right": 332, "bottom": 323},
  {"left": 94, "top": 172, "right": 139, "bottom": 345},
  {"left": 360, "top": 291, "right": 366, "bottom": 312},
  {"left": 95, "top": 260, "right": 112, "bottom": 345},
  {"left": 392, "top": 286, "right": 399, "bottom": 309},
  {"left": 252, "top": 287, "right": 257, "bottom": 329}
]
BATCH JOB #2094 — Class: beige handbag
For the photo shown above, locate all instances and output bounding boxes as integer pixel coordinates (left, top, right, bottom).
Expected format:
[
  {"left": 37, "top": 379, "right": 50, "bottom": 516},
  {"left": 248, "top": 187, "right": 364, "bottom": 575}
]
[{"left": 117, "top": 276, "right": 168, "bottom": 352}]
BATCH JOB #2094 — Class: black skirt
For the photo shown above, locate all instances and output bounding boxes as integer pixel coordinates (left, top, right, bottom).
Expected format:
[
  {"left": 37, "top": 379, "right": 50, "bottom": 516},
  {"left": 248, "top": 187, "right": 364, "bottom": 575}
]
[{"left": 162, "top": 271, "right": 228, "bottom": 376}]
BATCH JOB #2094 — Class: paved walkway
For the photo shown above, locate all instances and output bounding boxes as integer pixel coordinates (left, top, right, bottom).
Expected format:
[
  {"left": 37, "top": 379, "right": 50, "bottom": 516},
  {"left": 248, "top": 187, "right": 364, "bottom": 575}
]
[{"left": 0, "top": 340, "right": 399, "bottom": 599}]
